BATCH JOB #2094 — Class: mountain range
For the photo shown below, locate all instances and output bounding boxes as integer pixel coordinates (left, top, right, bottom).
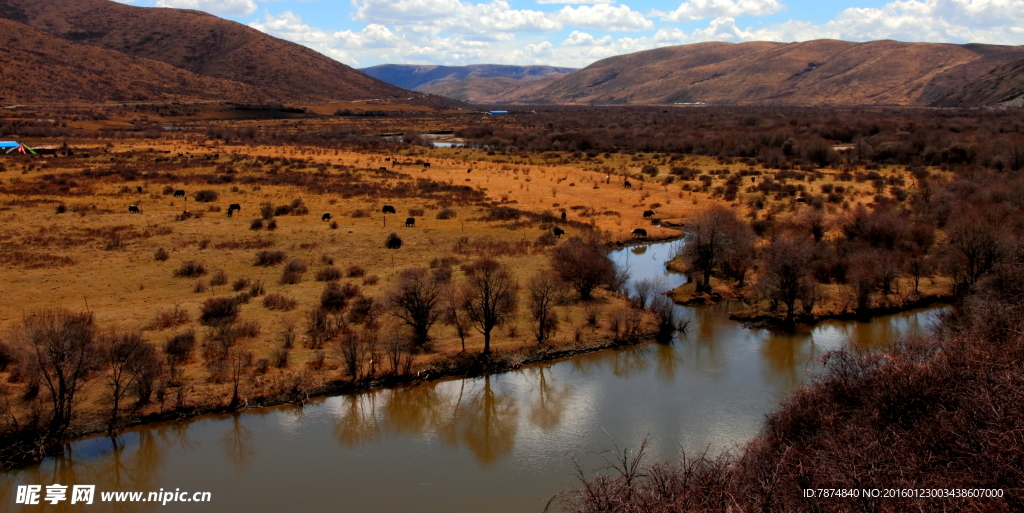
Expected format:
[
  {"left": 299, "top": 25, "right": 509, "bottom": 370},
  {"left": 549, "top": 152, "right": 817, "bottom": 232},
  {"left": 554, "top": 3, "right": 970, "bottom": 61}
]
[
  {"left": 0, "top": 0, "right": 1021, "bottom": 108},
  {"left": 0, "top": 0, "right": 454, "bottom": 107}
]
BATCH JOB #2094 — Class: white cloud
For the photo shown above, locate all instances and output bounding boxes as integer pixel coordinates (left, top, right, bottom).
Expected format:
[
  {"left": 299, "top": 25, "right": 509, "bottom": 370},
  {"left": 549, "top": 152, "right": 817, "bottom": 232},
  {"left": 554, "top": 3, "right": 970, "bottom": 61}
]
[
  {"left": 536, "top": 0, "right": 614, "bottom": 4},
  {"left": 658, "top": 0, "right": 784, "bottom": 22},
  {"left": 556, "top": 4, "right": 653, "bottom": 30},
  {"left": 353, "top": 0, "right": 562, "bottom": 37},
  {"left": 155, "top": 0, "right": 257, "bottom": 16}
]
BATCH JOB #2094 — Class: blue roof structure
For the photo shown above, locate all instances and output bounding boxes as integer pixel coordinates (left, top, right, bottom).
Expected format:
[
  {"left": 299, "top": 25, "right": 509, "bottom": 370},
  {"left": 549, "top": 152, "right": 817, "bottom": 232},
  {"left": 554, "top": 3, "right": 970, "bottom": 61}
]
[{"left": 0, "top": 141, "right": 20, "bottom": 148}]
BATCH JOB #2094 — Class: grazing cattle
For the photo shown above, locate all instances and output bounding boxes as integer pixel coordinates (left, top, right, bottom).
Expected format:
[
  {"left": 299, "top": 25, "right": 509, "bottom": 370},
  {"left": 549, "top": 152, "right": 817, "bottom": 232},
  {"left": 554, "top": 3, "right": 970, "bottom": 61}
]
[
  {"left": 405, "top": 217, "right": 415, "bottom": 227},
  {"left": 385, "top": 157, "right": 391, "bottom": 161},
  {"left": 173, "top": 190, "right": 186, "bottom": 198},
  {"left": 423, "top": 163, "right": 431, "bottom": 168},
  {"left": 382, "top": 205, "right": 396, "bottom": 214},
  {"left": 128, "top": 205, "right": 141, "bottom": 214},
  {"left": 227, "top": 204, "right": 241, "bottom": 217},
  {"left": 643, "top": 210, "right": 656, "bottom": 219},
  {"left": 379, "top": 167, "right": 388, "bottom": 171},
  {"left": 136, "top": 186, "right": 143, "bottom": 193},
  {"left": 553, "top": 227, "right": 565, "bottom": 238},
  {"left": 467, "top": 168, "right": 472, "bottom": 173},
  {"left": 796, "top": 197, "right": 807, "bottom": 203},
  {"left": 624, "top": 180, "right": 632, "bottom": 189},
  {"left": 560, "top": 211, "right": 567, "bottom": 221},
  {"left": 322, "top": 212, "right": 332, "bottom": 221},
  {"left": 631, "top": 228, "right": 648, "bottom": 238}
]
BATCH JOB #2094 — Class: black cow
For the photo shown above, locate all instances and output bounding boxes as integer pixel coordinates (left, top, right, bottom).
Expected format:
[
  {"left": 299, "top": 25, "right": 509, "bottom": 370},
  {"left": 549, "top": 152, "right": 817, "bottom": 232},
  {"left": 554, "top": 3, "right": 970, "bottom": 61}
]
[
  {"left": 423, "top": 163, "right": 431, "bottom": 168},
  {"left": 553, "top": 227, "right": 565, "bottom": 238},
  {"left": 382, "top": 205, "right": 396, "bottom": 214},
  {"left": 385, "top": 157, "right": 391, "bottom": 161},
  {"left": 632, "top": 228, "right": 648, "bottom": 238},
  {"left": 379, "top": 167, "right": 388, "bottom": 171},
  {"left": 128, "top": 205, "right": 141, "bottom": 214},
  {"left": 560, "top": 211, "right": 566, "bottom": 221},
  {"left": 173, "top": 190, "right": 186, "bottom": 198},
  {"left": 136, "top": 186, "right": 143, "bottom": 193},
  {"left": 624, "top": 180, "right": 632, "bottom": 189},
  {"left": 643, "top": 210, "right": 656, "bottom": 219},
  {"left": 322, "top": 212, "right": 332, "bottom": 221},
  {"left": 227, "top": 204, "right": 241, "bottom": 217},
  {"left": 467, "top": 168, "right": 472, "bottom": 173},
  {"left": 405, "top": 217, "right": 415, "bottom": 227}
]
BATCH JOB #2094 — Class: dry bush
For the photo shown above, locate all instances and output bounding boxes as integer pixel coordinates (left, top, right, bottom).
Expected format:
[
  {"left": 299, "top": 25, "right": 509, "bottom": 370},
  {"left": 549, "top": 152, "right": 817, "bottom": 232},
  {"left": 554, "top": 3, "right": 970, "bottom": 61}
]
[
  {"left": 273, "top": 349, "right": 289, "bottom": 369},
  {"left": 409, "top": 208, "right": 425, "bottom": 216},
  {"left": 193, "top": 190, "right": 218, "bottom": 202},
  {"left": 436, "top": 208, "right": 457, "bottom": 219},
  {"left": 363, "top": 275, "right": 379, "bottom": 286},
  {"left": 320, "top": 283, "right": 349, "bottom": 311},
  {"left": 250, "top": 219, "right": 263, "bottom": 230},
  {"left": 199, "top": 297, "right": 239, "bottom": 327},
  {"left": 232, "top": 277, "right": 250, "bottom": 291},
  {"left": 210, "top": 269, "right": 228, "bottom": 287},
  {"left": 351, "top": 209, "right": 369, "bottom": 218},
  {"left": 263, "top": 293, "right": 298, "bottom": 311},
  {"left": 248, "top": 280, "right": 266, "bottom": 297},
  {"left": 254, "top": 250, "right": 286, "bottom": 266},
  {"left": 154, "top": 248, "right": 169, "bottom": 261},
  {"left": 347, "top": 265, "right": 366, "bottom": 278},
  {"left": 152, "top": 305, "right": 190, "bottom": 329},
  {"left": 280, "top": 269, "right": 302, "bottom": 285},
  {"left": 193, "top": 281, "right": 207, "bottom": 293},
  {"left": 316, "top": 267, "right": 342, "bottom": 282},
  {"left": 386, "top": 233, "right": 402, "bottom": 249},
  {"left": 285, "top": 259, "right": 308, "bottom": 274},
  {"left": 173, "top": 261, "right": 206, "bottom": 278}
]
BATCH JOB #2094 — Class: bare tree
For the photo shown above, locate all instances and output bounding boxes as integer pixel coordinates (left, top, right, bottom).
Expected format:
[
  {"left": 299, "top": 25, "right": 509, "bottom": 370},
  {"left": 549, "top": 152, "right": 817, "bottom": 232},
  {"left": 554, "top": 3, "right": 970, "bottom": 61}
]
[
  {"left": 630, "top": 277, "right": 663, "bottom": 309},
  {"left": 463, "top": 259, "right": 519, "bottom": 355},
  {"left": 381, "top": 325, "right": 413, "bottom": 377},
  {"left": 387, "top": 267, "right": 445, "bottom": 350},
  {"left": 100, "top": 330, "right": 150, "bottom": 433},
  {"left": 678, "top": 206, "right": 755, "bottom": 293},
  {"left": 945, "top": 208, "right": 1008, "bottom": 295},
  {"left": 442, "top": 283, "right": 470, "bottom": 352},
  {"left": 551, "top": 237, "right": 614, "bottom": 300},
  {"left": 228, "top": 348, "right": 253, "bottom": 407},
  {"left": 19, "top": 309, "right": 97, "bottom": 437},
  {"left": 528, "top": 271, "right": 566, "bottom": 345},
  {"left": 756, "top": 235, "right": 815, "bottom": 327}
]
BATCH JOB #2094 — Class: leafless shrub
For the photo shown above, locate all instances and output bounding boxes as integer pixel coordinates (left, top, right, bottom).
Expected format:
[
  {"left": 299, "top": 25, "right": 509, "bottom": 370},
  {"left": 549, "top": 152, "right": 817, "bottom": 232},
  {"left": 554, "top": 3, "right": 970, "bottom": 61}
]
[
  {"left": 279, "top": 269, "right": 302, "bottom": 285},
  {"left": 232, "top": 277, "right": 250, "bottom": 291},
  {"left": 199, "top": 297, "right": 239, "bottom": 327},
  {"left": 248, "top": 280, "right": 265, "bottom": 297},
  {"left": 347, "top": 265, "right": 366, "bottom": 277},
  {"left": 254, "top": 250, "right": 286, "bottom": 266},
  {"left": 316, "top": 267, "right": 342, "bottom": 281},
  {"left": 152, "top": 305, "right": 190, "bottom": 329},
  {"left": 436, "top": 208, "right": 457, "bottom": 219},
  {"left": 363, "top": 275, "right": 379, "bottom": 286},
  {"left": 273, "top": 349, "right": 289, "bottom": 369},
  {"left": 210, "top": 269, "right": 228, "bottom": 287},
  {"left": 351, "top": 209, "right": 369, "bottom": 218},
  {"left": 263, "top": 293, "right": 298, "bottom": 311},
  {"left": 154, "top": 248, "right": 169, "bottom": 261},
  {"left": 173, "top": 260, "right": 206, "bottom": 278}
]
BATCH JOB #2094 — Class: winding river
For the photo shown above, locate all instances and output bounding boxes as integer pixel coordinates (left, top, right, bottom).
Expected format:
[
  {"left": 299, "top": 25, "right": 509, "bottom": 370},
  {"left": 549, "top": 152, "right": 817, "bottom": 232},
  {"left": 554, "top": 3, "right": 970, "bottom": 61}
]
[{"left": 1, "top": 241, "right": 943, "bottom": 512}]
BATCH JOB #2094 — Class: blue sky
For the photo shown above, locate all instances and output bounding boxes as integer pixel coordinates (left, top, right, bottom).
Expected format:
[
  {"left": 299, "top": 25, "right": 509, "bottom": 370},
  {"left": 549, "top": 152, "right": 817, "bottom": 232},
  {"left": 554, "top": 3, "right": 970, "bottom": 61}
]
[{"left": 115, "top": 0, "right": 1024, "bottom": 67}]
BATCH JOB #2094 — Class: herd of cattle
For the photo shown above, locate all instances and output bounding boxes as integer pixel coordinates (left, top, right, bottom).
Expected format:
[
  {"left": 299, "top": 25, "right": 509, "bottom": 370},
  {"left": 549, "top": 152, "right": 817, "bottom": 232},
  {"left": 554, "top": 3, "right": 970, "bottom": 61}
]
[{"left": 112, "top": 185, "right": 658, "bottom": 240}]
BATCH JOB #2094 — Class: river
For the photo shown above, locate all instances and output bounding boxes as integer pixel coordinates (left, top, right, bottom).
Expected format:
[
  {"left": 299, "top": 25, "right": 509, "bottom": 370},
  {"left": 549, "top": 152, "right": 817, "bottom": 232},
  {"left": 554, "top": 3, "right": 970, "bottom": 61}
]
[{"left": 1, "top": 241, "right": 943, "bottom": 512}]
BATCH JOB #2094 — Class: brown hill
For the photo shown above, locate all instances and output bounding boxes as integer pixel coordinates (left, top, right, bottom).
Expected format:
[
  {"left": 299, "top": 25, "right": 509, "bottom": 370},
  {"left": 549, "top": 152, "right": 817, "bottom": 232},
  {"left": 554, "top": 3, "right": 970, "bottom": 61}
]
[
  {"left": 419, "top": 75, "right": 565, "bottom": 104},
  {"left": 0, "top": 0, "right": 453, "bottom": 106},
  {"left": 517, "top": 40, "right": 1024, "bottom": 106},
  {"left": 933, "top": 57, "right": 1024, "bottom": 107},
  {"left": 0, "top": 18, "right": 266, "bottom": 104}
]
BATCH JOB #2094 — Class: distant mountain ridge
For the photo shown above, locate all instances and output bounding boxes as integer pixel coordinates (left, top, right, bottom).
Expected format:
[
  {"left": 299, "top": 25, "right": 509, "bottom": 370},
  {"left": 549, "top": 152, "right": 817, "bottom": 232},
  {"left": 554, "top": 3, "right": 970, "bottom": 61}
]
[
  {"left": 490, "top": 40, "right": 1024, "bottom": 107},
  {"left": 361, "top": 64, "right": 576, "bottom": 91},
  {"left": 0, "top": 0, "right": 457, "bottom": 106}
]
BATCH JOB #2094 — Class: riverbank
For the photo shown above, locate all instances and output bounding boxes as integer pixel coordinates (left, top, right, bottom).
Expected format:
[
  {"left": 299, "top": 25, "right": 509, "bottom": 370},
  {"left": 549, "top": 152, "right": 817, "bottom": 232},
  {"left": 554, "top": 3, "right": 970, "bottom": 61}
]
[{"left": 0, "top": 319, "right": 659, "bottom": 472}]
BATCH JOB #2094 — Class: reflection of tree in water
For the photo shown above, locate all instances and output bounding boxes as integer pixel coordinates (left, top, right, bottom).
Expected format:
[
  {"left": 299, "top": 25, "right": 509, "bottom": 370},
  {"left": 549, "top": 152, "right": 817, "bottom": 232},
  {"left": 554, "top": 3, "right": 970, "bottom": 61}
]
[
  {"left": 219, "top": 414, "right": 255, "bottom": 472},
  {"left": 653, "top": 342, "right": 682, "bottom": 382},
  {"left": 760, "top": 329, "right": 815, "bottom": 392},
  {"left": 527, "top": 365, "right": 570, "bottom": 430},
  {"left": 458, "top": 376, "right": 519, "bottom": 466},
  {"left": 609, "top": 346, "right": 651, "bottom": 378},
  {"left": 381, "top": 383, "right": 447, "bottom": 436},
  {"left": 8, "top": 425, "right": 180, "bottom": 513},
  {"left": 333, "top": 392, "right": 382, "bottom": 447}
]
